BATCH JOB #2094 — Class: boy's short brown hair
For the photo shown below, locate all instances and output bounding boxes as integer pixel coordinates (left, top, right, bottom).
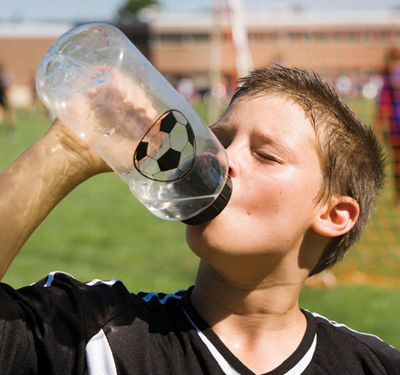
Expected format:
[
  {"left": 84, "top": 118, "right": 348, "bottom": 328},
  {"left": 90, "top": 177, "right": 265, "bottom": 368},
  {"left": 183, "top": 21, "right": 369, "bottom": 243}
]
[{"left": 229, "top": 66, "right": 387, "bottom": 276}]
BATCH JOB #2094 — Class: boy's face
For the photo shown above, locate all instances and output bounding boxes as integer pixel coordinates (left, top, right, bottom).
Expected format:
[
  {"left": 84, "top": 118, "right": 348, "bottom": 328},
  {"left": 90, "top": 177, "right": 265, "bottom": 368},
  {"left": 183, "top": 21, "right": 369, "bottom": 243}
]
[{"left": 186, "top": 95, "right": 325, "bottom": 271}]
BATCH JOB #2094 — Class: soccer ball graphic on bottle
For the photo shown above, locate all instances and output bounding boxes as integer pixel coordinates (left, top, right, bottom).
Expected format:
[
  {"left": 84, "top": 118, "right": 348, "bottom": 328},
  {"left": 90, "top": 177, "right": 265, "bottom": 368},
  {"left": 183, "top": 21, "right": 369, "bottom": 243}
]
[{"left": 134, "top": 110, "right": 196, "bottom": 182}]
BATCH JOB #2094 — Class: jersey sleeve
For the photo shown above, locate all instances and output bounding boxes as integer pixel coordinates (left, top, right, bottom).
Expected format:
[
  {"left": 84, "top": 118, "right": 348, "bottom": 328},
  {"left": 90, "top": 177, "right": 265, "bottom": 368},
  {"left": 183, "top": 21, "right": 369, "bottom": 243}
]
[
  {"left": 0, "top": 272, "right": 134, "bottom": 374},
  {"left": 311, "top": 311, "right": 400, "bottom": 375},
  {"left": 350, "top": 328, "right": 400, "bottom": 375}
]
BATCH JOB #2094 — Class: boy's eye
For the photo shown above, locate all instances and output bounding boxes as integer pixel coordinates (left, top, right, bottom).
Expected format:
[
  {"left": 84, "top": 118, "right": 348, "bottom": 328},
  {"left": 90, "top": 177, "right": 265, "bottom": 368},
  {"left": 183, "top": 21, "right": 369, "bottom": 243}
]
[{"left": 255, "top": 152, "right": 279, "bottom": 164}]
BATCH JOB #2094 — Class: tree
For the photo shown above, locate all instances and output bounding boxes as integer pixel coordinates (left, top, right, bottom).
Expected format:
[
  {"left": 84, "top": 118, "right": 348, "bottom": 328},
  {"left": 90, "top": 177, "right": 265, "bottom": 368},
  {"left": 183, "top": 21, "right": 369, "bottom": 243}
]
[{"left": 119, "top": 0, "right": 159, "bottom": 16}]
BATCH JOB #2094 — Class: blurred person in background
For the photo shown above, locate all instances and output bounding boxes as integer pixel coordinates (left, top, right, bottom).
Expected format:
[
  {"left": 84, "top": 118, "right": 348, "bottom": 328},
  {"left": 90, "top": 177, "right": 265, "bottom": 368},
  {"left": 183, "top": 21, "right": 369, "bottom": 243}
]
[
  {"left": 0, "top": 63, "right": 15, "bottom": 136},
  {"left": 375, "top": 47, "right": 400, "bottom": 206}
]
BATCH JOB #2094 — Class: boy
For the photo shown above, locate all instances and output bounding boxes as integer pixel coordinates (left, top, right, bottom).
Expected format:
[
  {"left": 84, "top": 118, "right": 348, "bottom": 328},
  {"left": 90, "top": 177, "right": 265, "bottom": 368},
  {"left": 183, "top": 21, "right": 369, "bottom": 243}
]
[{"left": 0, "top": 66, "right": 398, "bottom": 374}]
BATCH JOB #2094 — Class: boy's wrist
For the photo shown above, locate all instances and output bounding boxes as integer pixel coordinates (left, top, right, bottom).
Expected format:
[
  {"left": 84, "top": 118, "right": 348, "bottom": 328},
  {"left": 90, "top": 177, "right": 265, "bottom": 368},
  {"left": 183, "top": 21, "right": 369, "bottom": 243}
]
[{"left": 41, "top": 120, "right": 111, "bottom": 191}]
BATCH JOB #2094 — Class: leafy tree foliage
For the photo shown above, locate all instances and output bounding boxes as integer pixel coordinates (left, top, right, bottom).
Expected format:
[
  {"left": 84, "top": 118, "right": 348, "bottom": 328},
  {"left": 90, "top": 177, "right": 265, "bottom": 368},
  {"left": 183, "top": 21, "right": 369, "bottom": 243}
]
[{"left": 119, "top": 0, "right": 159, "bottom": 15}]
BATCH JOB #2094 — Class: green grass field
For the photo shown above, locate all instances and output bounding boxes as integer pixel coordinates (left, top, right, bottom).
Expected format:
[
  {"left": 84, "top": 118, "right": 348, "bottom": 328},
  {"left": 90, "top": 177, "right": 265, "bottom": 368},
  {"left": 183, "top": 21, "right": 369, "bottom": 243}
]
[{"left": 1, "top": 104, "right": 400, "bottom": 349}]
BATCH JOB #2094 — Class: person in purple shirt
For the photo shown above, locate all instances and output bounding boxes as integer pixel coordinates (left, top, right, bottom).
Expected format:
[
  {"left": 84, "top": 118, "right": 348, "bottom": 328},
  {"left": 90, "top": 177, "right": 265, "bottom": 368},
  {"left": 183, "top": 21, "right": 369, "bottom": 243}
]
[{"left": 376, "top": 47, "right": 400, "bottom": 205}]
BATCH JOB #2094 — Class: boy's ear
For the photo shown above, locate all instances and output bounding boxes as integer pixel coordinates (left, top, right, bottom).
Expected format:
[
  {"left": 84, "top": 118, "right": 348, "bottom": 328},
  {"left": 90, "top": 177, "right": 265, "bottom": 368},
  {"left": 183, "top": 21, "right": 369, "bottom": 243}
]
[{"left": 311, "top": 196, "right": 360, "bottom": 237}]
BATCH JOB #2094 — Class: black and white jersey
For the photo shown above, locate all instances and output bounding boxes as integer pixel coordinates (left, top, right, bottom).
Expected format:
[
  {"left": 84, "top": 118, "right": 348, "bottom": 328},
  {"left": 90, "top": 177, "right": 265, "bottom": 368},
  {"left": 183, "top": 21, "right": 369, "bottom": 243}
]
[{"left": 0, "top": 271, "right": 399, "bottom": 374}]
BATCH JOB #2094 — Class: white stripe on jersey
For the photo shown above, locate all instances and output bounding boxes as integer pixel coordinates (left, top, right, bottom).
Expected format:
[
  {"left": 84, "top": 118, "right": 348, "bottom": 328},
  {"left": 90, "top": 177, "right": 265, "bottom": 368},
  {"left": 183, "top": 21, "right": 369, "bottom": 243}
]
[
  {"left": 40, "top": 272, "right": 121, "bottom": 288},
  {"left": 43, "top": 271, "right": 75, "bottom": 287},
  {"left": 183, "top": 309, "right": 242, "bottom": 375},
  {"left": 311, "top": 312, "right": 390, "bottom": 347},
  {"left": 86, "top": 279, "right": 120, "bottom": 286},
  {"left": 284, "top": 334, "right": 317, "bottom": 375},
  {"left": 86, "top": 329, "right": 118, "bottom": 375}
]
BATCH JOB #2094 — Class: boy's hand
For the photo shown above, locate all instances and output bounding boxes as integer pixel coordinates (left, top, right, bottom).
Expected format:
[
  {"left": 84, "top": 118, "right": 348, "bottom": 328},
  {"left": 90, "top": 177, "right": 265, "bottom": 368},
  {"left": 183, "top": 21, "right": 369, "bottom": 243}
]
[{"left": 47, "top": 118, "right": 112, "bottom": 180}]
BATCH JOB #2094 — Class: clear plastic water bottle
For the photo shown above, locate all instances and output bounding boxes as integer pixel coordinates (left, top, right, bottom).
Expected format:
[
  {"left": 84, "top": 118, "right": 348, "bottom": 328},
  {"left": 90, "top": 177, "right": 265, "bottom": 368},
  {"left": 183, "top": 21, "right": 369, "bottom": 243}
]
[{"left": 36, "top": 22, "right": 232, "bottom": 225}]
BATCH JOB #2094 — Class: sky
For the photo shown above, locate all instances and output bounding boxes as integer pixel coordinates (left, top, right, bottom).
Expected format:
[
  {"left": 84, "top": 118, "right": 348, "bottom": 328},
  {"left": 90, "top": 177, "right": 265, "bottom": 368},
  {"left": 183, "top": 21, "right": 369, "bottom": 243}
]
[
  {"left": 0, "top": 0, "right": 207, "bottom": 22},
  {"left": 1, "top": 0, "right": 400, "bottom": 23}
]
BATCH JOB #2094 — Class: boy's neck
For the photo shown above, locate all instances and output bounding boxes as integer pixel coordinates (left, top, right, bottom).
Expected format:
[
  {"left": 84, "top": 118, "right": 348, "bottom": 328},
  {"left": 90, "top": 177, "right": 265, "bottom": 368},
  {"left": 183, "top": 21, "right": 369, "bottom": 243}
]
[
  {"left": 191, "top": 260, "right": 308, "bottom": 373},
  {"left": 192, "top": 259, "right": 305, "bottom": 323}
]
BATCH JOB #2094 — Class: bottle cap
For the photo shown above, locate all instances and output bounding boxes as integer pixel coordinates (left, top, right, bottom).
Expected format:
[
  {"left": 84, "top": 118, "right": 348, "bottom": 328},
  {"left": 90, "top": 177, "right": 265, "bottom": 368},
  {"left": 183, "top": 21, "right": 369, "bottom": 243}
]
[{"left": 182, "top": 176, "right": 232, "bottom": 225}]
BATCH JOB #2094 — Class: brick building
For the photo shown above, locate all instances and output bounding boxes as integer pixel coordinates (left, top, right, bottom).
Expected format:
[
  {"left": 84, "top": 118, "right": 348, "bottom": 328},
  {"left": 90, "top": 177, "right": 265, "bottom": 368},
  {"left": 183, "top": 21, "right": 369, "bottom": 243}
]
[
  {"left": 148, "top": 9, "right": 400, "bottom": 96},
  {"left": 0, "top": 22, "right": 74, "bottom": 106},
  {"left": 1, "top": 9, "right": 400, "bottom": 106}
]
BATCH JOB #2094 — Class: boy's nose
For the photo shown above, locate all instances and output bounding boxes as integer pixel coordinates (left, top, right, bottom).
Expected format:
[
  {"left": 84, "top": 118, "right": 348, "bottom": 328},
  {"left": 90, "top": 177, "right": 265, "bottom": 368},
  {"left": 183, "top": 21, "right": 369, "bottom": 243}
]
[{"left": 226, "top": 147, "right": 239, "bottom": 178}]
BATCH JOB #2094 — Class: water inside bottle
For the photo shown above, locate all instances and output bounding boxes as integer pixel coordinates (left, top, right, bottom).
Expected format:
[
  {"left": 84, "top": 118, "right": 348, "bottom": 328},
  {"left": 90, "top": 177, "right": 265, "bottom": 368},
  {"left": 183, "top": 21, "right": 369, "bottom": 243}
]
[{"left": 130, "top": 153, "right": 225, "bottom": 221}]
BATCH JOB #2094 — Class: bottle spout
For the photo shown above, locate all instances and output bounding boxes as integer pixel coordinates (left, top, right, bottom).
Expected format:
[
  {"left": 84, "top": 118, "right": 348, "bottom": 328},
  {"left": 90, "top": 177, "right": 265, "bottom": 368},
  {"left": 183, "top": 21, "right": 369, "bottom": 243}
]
[{"left": 182, "top": 176, "right": 232, "bottom": 225}]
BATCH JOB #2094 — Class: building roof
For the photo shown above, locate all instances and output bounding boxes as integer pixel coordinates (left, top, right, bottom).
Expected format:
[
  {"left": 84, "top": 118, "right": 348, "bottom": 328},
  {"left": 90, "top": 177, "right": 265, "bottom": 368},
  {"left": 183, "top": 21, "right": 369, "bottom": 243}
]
[
  {"left": 0, "top": 22, "right": 74, "bottom": 38},
  {"left": 145, "top": 9, "right": 400, "bottom": 32}
]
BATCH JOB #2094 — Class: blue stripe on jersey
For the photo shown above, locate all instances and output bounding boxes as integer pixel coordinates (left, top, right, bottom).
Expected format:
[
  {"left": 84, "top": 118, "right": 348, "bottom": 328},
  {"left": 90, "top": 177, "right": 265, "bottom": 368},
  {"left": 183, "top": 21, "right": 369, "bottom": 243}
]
[
  {"left": 141, "top": 291, "right": 185, "bottom": 304},
  {"left": 43, "top": 271, "right": 75, "bottom": 287}
]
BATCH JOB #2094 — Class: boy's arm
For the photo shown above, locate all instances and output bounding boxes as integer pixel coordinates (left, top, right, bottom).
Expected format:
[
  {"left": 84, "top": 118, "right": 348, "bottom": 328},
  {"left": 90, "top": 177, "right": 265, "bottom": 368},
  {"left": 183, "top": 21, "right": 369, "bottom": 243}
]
[{"left": 0, "top": 119, "right": 111, "bottom": 279}]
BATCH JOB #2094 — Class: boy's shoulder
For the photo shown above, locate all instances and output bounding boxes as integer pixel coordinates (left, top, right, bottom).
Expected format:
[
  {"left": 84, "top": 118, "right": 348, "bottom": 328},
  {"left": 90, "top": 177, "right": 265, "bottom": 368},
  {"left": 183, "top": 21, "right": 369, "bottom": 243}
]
[
  {"left": 306, "top": 310, "right": 400, "bottom": 374},
  {"left": 0, "top": 272, "right": 197, "bottom": 374}
]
